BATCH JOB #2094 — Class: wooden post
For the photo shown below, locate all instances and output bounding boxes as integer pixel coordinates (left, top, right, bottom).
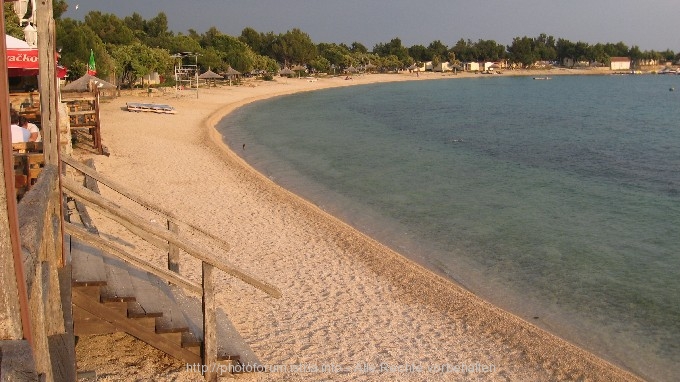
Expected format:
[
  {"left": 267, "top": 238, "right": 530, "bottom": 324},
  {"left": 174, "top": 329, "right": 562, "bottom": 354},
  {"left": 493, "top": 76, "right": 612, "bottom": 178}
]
[
  {"left": 167, "top": 220, "right": 180, "bottom": 273},
  {"left": 94, "top": 92, "right": 103, "bottom": 153},
  {"left": 202, "top": 262, "right": 217, "bottom": 381},
  {"left": 37, "top": 0, "right": 58, "bottom": 166}
]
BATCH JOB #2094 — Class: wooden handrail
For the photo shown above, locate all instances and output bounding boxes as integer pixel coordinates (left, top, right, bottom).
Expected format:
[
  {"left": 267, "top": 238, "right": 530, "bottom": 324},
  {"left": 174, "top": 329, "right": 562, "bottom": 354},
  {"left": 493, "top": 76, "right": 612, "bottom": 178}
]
[
  {"left": 62, "top": 177, "right": 282, "bottom": 298},
  {"left": 65, "top": 222, "right": 202, "bottom": 294},
  {"left": 61, "top": 156, "right": 230, "bottom": 254}
]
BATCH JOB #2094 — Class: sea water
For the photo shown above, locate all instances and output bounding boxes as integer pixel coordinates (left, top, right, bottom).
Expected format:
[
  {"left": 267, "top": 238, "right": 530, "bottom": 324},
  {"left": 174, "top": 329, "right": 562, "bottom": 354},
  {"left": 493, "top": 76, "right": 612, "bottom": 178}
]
[{"left": 218, "top": 75, "right": 680, "bottom": 381}]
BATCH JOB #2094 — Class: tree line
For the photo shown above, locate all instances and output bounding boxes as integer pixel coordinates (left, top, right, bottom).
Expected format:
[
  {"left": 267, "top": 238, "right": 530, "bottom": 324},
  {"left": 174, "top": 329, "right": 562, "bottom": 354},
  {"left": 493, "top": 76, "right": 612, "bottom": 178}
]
[{"left": 4, "top": 4, "right": 679, "bottom": 88}]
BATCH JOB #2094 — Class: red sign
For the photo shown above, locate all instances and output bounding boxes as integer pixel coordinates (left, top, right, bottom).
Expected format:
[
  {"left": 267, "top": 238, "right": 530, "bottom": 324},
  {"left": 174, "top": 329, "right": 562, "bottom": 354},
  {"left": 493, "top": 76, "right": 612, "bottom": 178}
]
[
  {"left": 6, "top": 48, "right": 67, "bottom": 78},
  {"left": 6, "top": 48, "right": 40, "bottom": 69}
]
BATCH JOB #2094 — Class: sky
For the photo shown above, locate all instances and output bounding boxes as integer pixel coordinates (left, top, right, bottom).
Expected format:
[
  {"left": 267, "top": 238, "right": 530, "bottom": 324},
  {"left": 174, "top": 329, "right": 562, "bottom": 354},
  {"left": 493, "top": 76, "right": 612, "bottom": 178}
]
[{"left": 69, "top": 1, "right": 678, "bottom": 52}]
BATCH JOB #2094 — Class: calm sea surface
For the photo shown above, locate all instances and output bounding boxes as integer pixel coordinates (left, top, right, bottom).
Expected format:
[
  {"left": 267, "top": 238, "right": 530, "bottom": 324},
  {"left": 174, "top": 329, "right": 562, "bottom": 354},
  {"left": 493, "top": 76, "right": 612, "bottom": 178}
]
[{"left": 218, "top": 75, "right": 680, "bottom": 381}]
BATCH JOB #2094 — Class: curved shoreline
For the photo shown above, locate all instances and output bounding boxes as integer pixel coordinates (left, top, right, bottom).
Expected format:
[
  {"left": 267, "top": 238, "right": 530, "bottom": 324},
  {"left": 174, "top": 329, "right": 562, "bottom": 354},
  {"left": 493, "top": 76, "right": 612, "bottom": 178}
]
[
  {"left": 82, "top": 73, "right": 644, "bottom": 381},
  {"left": 202, "top": 81, "right": 642, "bottom": 381}
]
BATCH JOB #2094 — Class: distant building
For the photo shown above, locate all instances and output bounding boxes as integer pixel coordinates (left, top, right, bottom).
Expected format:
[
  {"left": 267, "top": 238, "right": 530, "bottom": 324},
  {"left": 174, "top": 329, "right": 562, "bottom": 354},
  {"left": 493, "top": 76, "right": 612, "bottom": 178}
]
[
  {"left": 465, "top": 62, "right": 480, "bottom": 71},
  {"left": 610, "top": 57, "right": 631, "bottom": 71},
  {"left": 433, "top": 62, "right": 453, "bottom": 72}
]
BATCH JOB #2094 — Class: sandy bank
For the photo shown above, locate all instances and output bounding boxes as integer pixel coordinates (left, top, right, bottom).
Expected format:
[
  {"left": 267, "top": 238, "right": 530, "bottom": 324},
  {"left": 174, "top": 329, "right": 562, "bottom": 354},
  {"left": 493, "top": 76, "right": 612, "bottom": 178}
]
[{"left": 74, "top": 72, "right": 643, "bottom": 381}]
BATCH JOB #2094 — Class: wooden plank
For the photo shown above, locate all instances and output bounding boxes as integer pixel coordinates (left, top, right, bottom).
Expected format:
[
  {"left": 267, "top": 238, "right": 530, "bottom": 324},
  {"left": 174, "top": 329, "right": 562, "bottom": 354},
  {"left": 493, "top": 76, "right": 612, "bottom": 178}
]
[
  {"left": 65, "top": 223, "right": 200, "bottom": 294},
  {"left": 62, "top": 156, "right": 231, "bottom": 254},
  {"left": 83, "top": 159, "right": 101, "bottom": 194},
  {"left": 72, "top": 289, "right": 201, "bottom": 364},
  {"left": 127, "top": 301, "right": 162, "bottom": 319},
  {"left": 203, "top": 263, "right": 217, "bottom": 381},
  {"left": 167, "top": 220, "right": 180, "bottom": 273},
  {"left": 48, "top": 333, "right": 77, "bottom": 382},
  {"left": 67, "top": 110, "right": 97, "bottom": 116},
  {"left": 72, "top": 305, "right": 117, "bottom": 335},
  {"left": 96, "top": 189, "right": 138, "bottom": 303},
  {"left": 70, "top": 237, "right": 106, "bottom": 285}
]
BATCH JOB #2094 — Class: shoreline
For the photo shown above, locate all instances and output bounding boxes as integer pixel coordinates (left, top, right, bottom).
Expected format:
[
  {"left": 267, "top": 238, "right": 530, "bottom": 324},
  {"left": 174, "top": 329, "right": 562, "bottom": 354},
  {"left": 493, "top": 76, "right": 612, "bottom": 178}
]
[{"left": 76, "top": 72, "right": 645, "bottom": 381}]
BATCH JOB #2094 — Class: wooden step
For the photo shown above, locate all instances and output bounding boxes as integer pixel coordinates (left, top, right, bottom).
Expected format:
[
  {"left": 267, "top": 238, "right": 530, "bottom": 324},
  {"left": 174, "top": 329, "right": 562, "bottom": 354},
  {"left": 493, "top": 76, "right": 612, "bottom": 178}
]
[
  {"left": 72, "top": 287, "right": 201, "bottom": 364},
  {"left": 71, "top": 238, "right": 106, "bottom": 286}
]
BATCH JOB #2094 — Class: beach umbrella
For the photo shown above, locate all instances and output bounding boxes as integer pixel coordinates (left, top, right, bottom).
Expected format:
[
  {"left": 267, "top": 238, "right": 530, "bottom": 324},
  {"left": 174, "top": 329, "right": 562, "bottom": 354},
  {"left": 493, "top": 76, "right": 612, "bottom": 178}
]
[
  {"left": 346, "top": 65, "right": 358, "bottom": 74},
  {"left": 198, "top": 68, "right": 223, "bottom": 87},
  {"left": 365, "top": 62, "right": 377, "bottom": 73},
  {"left": 291, "top": 65, "right": 306, "bottom": 78},
  {"left": 223, "top": 66, "right": 241, "bottom": 86},
  {"left": 62, "top": 73, "right": 116, "bottom": 92},
  {"left": 279, "top": 67, "right": 295, "bottom": 77}
]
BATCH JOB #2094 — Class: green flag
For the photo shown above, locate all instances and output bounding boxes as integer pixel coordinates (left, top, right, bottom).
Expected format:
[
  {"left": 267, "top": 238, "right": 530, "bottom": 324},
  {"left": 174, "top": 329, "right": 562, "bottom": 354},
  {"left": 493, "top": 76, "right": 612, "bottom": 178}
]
[{"left": 87, "top": 49, "right": 96, "bottom": 75}]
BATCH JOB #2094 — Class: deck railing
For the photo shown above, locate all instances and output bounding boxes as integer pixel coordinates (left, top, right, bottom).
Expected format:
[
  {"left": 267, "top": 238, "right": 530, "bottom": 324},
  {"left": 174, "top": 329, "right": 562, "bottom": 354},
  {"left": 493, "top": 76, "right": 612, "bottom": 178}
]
[{"left": 61, "top": 155, "right": 281, "bottom": 380}]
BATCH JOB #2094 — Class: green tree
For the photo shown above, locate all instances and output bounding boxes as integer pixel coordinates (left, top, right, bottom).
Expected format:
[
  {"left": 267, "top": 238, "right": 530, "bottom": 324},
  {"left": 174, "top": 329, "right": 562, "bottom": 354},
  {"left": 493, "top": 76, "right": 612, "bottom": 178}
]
[
  {"left": 110, "top": 43, "right": 171, "bottom": 88},
  {"left": 3, "top": 3, "right": 24, "bottom": 39},
  {"left": 309, "top": 56, "right": 331, "bottom": 73},
  {"left": 56, "top": 18, "right": 110, "bottom": 78},
  {"left": 143, "top": 12, "right": 174, "bottom": 49},
  {"left": 427, "top": 40, "right": 448, "bottom": 61},
  {"left": 239, "top": 27, "right": 263, "bottom": 53},
  {"left": 507, "top": 36, "right": 536, "bottom": 67},
  {"left": 408, "top": 44, "right": 428, "bottom": 62},
  {"left": 84, "top": 11, "right": 136, "bottom": 45},
  {"left": 196, "top": 47, "right": 223, "bottom": 71},
  {"left": 317, "top": 43, "right": 351, "bottom": 68},
  {"left": 168, "top": 34, "right": 202, "bottom": 55},
  {"left": 272, "top": 28, "right": 317, "bottom": 66},
  {"left": 349, "top": 42, "right": 368, "bottom": 54}
]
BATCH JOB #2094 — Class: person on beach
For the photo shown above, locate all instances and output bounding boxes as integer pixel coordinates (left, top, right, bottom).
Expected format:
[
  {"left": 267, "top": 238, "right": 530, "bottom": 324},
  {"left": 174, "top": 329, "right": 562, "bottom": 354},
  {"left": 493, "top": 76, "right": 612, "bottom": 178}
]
[
  {"left": 19, "top": 115, "right": 42, "bottom": 142},
  {"left": 10, "top": 110, "right": 30, "bottom": 143}
]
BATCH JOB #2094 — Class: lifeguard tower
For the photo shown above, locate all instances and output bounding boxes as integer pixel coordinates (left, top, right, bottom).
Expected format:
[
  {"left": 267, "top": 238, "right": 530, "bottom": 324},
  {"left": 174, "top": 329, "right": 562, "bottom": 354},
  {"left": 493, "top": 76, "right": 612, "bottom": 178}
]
[{"left": 172, "top": 52, "right": 199, "bottom": 98}]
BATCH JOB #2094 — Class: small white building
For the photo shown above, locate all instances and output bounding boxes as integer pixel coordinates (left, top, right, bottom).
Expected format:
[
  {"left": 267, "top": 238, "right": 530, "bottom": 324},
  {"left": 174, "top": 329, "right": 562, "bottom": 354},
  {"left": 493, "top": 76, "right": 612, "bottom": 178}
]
[
  {"left": 433, "top": 62, "right": 453, "bottom": 72},
  {"left": 464, "top": 62, "right": 480, "bottom": 71},
  {"left": 610, "top": 57, "right": 631, "bottom": 71}
]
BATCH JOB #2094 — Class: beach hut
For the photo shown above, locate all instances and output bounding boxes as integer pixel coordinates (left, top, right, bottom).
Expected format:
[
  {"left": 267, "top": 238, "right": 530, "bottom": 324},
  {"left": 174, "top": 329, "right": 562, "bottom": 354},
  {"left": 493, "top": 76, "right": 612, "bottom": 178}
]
[{"left": 198, "top": 68, "right": 223, "bottom": 87}]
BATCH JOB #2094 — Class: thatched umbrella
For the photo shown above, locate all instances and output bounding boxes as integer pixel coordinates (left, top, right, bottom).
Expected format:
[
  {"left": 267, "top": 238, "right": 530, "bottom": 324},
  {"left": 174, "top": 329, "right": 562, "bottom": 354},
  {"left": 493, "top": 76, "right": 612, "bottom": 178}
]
[
  {"left": 223, "top": 66, "right": 241, "bottom": 86},
  {"left": 62, "top": 73, "right": 116, "bottom": 93},
  {"left": 198, "top": 68, "right": 223, "bottom": 88},
  {"left": 291, "top": 64, "right": 306, "bottom": 78},
  {"left": 364, "top": 62, "right": 377, "bottom": 73},
  {"left": 279, "top": 67, "right": 295, "bottom": 77}
]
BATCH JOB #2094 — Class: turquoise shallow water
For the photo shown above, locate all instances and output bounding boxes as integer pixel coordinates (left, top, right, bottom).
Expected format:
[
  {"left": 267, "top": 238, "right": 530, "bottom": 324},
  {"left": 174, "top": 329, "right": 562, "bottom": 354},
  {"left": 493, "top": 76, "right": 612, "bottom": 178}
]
[{"left": 218, "top": 75, "right": 680, "bottom": 381}]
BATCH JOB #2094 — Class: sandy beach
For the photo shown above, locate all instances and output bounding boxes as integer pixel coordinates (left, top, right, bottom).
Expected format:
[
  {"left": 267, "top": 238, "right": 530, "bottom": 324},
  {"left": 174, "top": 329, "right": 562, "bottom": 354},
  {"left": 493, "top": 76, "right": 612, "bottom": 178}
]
[{"left": 73, "top": 70, "right": 644, "bottom": 381}]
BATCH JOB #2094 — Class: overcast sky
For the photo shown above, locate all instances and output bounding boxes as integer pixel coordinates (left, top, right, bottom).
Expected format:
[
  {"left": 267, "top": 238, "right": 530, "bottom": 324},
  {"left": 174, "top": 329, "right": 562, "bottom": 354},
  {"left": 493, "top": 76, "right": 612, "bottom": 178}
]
[{"left": 70, "top": 1, "right": 677, "bottom": 51}]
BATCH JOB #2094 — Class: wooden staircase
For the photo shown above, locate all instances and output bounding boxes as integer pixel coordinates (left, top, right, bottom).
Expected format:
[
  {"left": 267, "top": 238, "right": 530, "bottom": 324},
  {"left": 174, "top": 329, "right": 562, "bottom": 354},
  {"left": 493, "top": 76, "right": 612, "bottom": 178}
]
[
  {"left": 69, "top": 234, "right": 256, "bottom": 367},
  {"left": 61, "top": 157, "right": 280, "bottom": 380}
]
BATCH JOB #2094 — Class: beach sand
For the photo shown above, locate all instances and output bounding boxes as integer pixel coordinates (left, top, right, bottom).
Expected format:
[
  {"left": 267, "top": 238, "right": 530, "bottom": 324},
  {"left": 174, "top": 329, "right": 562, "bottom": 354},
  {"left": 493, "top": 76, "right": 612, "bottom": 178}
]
[{"left": 73, "top": 71, "right": 643, "bottom": 381}]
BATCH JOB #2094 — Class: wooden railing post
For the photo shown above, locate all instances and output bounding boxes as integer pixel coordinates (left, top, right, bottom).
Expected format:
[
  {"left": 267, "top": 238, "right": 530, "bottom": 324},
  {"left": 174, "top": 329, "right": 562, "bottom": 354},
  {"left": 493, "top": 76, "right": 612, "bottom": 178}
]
[
  {"left": 167, "top": 219, "right": 179, "bottom": 273},
  {"left": 202, "top": 262, "right": 217, "bottom": 381}
]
